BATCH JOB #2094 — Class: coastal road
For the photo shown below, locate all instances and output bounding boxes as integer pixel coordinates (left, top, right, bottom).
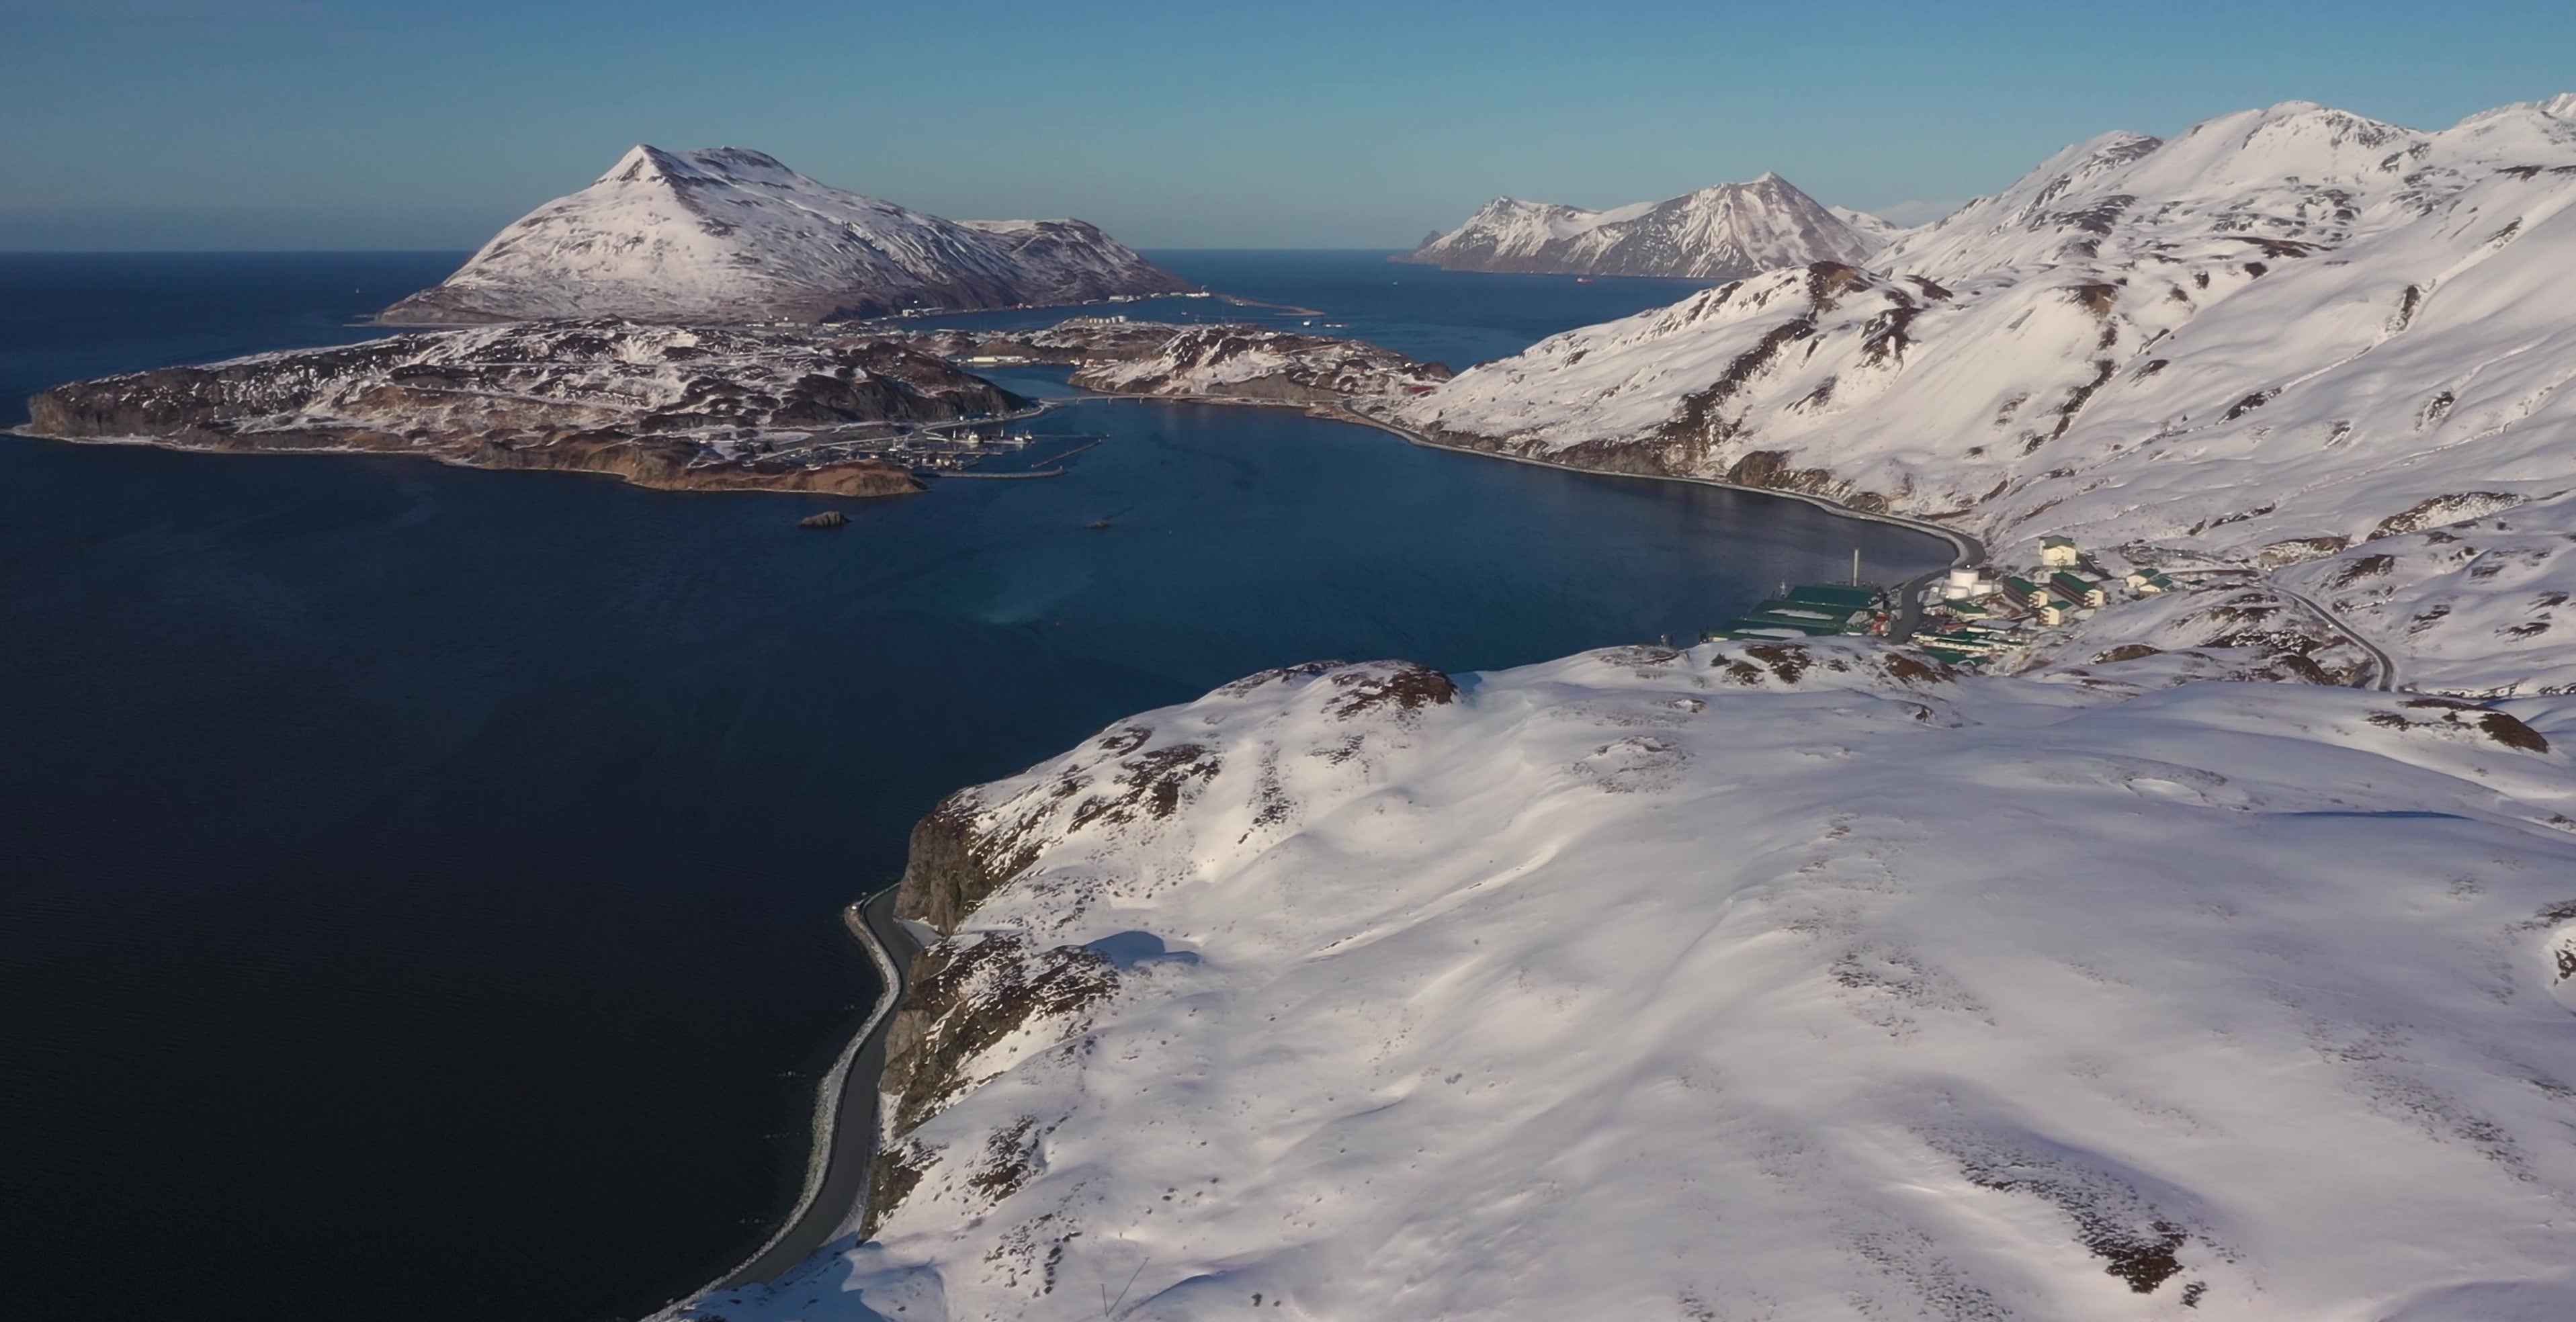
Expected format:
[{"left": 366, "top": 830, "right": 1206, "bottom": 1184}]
[{"left": 685, "top": 887, "right": 923, "bottom": 1303}]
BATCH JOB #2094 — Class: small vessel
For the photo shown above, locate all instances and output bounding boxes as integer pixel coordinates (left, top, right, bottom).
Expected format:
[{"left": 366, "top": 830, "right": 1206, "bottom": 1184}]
[
  {"left": 1088, "top": 519, "right": 1113, "bottom": 531},
  {"left": 798, "top": 510, "right": 848, "bottom": 529}
]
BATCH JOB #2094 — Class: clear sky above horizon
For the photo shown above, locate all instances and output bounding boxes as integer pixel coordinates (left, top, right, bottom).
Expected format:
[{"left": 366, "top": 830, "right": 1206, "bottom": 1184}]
[{"left": 3, "top": 0, "right": 2571, "bottom": 251}]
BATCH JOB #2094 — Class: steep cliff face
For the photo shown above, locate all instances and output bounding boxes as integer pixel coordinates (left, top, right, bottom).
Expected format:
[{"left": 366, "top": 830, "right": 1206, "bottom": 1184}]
[
  {"left": 1399, "top": 173, "right": 1887, "bottom": 279},
  {"left": 378, "top": 146, "right": 1193, "bottom": 325},
  {"left": 23, "top": 320, "right": 1025, "bottom": 496},
  {"left": 705, "top": 642, "right": 2576, "bottom": 1322}
]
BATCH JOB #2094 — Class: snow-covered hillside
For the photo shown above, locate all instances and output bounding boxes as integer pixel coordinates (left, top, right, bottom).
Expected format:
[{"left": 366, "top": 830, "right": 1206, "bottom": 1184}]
[
  {"left": 2274, "top": 490, "right": 2576, "bottom": 697},
  {"left": 1398, "top": 174, "right": 1889, "bottom": 279},
  {"left": 684, "top": 644, "right": 2576, "bottom": 1322},
  {"left": 380, "top": 146, "right": 1193, "bottom": 324},
  {"left": 1396, "top": 97, "right": 2576, "bottom": 580}
]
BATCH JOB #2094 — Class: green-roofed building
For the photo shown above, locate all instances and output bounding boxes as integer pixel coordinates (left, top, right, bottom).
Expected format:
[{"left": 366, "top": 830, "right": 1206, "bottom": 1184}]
[
  {"left": 1705, "top": 583, "right": 1885, "bottom": 642},
  {"left": 1783, "top": 583, "right": 1879, "bottom": 612}
]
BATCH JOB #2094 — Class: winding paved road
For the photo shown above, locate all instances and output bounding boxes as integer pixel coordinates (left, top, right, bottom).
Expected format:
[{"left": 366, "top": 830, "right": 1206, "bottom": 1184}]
[
  {"left": 2270, "top": 582, "right": 2403, "bottom": 692},
  {"left": 660, "top": 886, "right": 920, "bottom": 1313}
]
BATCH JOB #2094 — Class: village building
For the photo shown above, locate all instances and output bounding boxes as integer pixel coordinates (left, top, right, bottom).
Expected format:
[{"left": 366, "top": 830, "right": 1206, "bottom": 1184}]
[
  {"left": 2002, "top": 576, "right": 2053, "bottom": 611},
  {"left": 2049, "top": 571, "right": 2108, "bottom": 608}
]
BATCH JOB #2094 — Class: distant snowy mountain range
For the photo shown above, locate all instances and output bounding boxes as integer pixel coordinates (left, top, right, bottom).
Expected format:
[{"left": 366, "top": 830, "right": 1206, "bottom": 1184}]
[
  {"left": 379, "top": 146, "right": 1192, "bottom": 325},
  {"left": 1400, "top": 96, "right": 2576, "bottom": 591},
  {"left": 1398, "top": 173, "right": 1897, "bottom": 279}
]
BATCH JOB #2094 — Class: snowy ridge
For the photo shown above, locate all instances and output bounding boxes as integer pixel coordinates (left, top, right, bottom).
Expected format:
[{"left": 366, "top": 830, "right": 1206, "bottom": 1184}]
[
  {"left": 687, "top": 647, "right": 2576, "bottom": 1322},
  {"left": 380, "top": 146, "right": 1192, "bottom": 324},
  {"left": 1830, "top": 204, "right": 1915, "bottom": 249},
  {"left": 1395, "top": 95, "right": 2576, "bottom": 623},
  {"left": 1065, "top": 324, "right": 1452, "bottom": 402},
  {"left": 1399, "top": 174, "right": 1890, "bottom": 279}
]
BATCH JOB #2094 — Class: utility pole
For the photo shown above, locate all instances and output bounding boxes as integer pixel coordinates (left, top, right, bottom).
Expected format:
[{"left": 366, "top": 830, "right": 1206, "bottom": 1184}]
[{"left": 1851, "top": 547, "right": 1862, "bottom": 586}]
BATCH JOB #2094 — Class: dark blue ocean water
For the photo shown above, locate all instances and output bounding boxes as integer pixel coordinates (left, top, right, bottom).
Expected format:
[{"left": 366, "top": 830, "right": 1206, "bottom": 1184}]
[{"left": 0, "top": 253, "right": 1941, "bottom": 1322}]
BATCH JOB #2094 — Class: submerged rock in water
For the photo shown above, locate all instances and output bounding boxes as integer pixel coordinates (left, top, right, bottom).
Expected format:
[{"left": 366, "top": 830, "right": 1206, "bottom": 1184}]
[{"left": 800, "top": 510, "right": 849, "bottom": 529}]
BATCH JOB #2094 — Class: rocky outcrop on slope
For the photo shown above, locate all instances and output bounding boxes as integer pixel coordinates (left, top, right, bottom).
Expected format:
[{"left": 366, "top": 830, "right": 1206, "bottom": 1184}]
[
  {"left": 1398, "top": 173, "right": 1887, "bottom": 279},
  {"left": 24, "top": 320, "right": 1028, "bottom": 496},
  {"left": 378, "top": 146, "right": 1192, "bottom": 324}
]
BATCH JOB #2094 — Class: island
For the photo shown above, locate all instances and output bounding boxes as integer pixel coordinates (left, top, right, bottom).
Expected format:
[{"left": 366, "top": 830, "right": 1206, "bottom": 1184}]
[{"left": 19, "top": 320, "right": 1031, "bottom": 496}]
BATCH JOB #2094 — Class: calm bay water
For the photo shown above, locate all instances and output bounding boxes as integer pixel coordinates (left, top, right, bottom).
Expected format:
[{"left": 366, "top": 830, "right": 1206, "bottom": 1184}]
[{"left": 0, "top": 252, "right": 1942, "bottom": 1321}]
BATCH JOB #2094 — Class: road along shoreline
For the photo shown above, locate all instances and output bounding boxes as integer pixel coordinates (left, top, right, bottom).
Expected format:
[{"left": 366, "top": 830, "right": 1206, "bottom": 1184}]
[{"left": 646, "top": 887, "right": 921, "bottom": 1318}]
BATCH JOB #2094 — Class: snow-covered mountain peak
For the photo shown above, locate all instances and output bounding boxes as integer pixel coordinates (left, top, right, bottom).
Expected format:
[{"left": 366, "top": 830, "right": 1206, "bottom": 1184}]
[
  {"left": 2145, "top": 100, "right": 2419, "bottom": 189},
  {"left": 2434, "top": 93, "right": 2576, "bottom": 161},
  {"left": 380, "top": 146, "right": 1189, "bottom": 324},
  {"left": 1402, "top": 173, "right": 1883, "bottom": 279},
  {"left": 1398, "top": 91, "right": 2576, "bottom": 600},
  {"left": 601, "top": 143, "right": 678, "bottom": 183}
]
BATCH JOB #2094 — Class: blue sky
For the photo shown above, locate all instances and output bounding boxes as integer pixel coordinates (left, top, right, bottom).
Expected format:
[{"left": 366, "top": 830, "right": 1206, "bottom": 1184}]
[{"left": 2, "top": 0, "right": 2570, "bottom": 250}]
